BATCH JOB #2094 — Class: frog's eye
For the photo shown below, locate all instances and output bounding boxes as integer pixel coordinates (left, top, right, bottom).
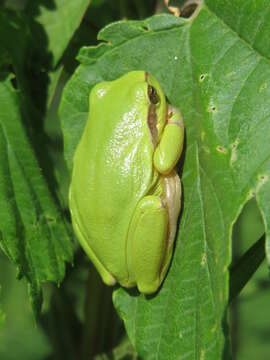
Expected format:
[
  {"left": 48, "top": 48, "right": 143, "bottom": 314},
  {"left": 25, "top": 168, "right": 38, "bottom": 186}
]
[{"left": 148, "top": 85, "right": 160, "bottom": 105}]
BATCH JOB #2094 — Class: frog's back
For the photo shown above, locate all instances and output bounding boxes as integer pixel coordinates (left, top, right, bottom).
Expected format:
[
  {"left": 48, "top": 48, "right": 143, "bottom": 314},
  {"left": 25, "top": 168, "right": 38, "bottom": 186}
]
[{"left": 70, "top": 71, "right": 158, "bottom": 284}]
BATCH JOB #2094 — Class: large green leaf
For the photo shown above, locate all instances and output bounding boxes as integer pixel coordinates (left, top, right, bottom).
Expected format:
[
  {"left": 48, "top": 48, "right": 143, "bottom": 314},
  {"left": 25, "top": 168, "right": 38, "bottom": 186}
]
[
  {"left": 26, "top": 0, "right": 90, "bottom": 67},
  {"left": 0, "top": 76, "right": 73, "bottom": 313},
  {"left": 0, "top": 286, "right": 5, "bottom": 329},
  {"left": 60, "top": 1, "right": 270, "bottom": 358}
]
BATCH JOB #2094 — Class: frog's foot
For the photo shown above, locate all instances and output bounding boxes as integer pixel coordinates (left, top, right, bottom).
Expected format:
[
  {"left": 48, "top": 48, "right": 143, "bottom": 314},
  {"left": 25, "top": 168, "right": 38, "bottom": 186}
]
[{"left": 126, "top": 195, "right": 169, "bottom": 294}]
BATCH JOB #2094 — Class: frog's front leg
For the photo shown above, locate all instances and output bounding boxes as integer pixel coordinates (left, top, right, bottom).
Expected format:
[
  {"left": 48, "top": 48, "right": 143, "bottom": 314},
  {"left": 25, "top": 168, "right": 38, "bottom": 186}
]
[
  {"left": 127, "top": 195, "right": 169, "bottom": 294},
  {"left": 154, "top": 106, "right": 184, "bottom": 175}
]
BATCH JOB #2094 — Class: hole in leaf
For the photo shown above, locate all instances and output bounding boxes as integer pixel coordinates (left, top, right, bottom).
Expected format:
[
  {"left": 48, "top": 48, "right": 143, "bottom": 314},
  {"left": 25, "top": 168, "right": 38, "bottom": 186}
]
[
  {"left": 141, "top": 25, "right": 149, "bottom": 31},
  {"left": 180, "top": 3, "right": 198, "bottom": 18},
  {"left": 199, "top": 74, "right": 206, "bottom": 81},
  {"left": 10, "top": 75, "right": 18, "bottom": 90},
  {"left": 216, "top": 145, "right": 227, "bottom": 154},
  {"left": 259, "top": 174, "right": 268, "bottom": 183}
]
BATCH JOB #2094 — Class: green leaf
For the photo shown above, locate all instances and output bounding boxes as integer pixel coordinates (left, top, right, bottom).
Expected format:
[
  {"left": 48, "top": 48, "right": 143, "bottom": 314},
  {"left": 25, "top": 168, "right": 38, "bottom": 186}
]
[
  {"left": 0, "top": 308, "right": 4, "bottom": 328},
  {"left": 0, "top": 11, "right": 30, "bottom": 88},
  {"left": 0, "top": 75, "right": 73, "bottom": 314},
  {"left": 26, "top": 0, "right": 91, "bottom": 67},
  {"left": 0, "top": 254, "right": 51, "bottom": 359},
  {"left": 0, "top": 287, "right": 5, "bottom": 329},
  {"left": 60, "top": 2, "right": 270, "bottom": 358}
]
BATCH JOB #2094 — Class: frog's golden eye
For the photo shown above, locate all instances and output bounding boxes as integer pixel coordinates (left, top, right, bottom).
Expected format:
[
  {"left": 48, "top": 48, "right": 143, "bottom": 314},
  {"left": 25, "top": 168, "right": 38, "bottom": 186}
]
[{"left": 148, "top": 85, "right": 160, "bottom": 105}]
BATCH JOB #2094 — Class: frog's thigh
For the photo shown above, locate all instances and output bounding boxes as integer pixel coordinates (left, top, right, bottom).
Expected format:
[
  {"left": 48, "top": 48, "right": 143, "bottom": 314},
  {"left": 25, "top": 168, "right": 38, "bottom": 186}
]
[
  {"left": 72, "top": 215, "right": 116, "bottom": 286},
  {"left": 130, "top": 195, "right": 168, "bottom": 294}
]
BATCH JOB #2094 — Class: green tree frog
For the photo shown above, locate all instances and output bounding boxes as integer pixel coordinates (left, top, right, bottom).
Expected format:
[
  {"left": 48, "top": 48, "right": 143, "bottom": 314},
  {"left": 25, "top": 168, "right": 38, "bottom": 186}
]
[{"left": 69, "top": 71, "right": 184, "bottom": 294}]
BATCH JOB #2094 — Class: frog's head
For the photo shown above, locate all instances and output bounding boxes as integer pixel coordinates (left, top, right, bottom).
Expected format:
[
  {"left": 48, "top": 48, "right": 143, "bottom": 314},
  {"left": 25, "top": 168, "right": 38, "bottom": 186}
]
[
  {"left": 144, "top": 72, "right": 167, "bottom": 146},
  {"left": 120, "top": 71, "right": 168, "bottom": 146},
  {"left": 89, "top": 71, "right": 168, "bottom": 146}
]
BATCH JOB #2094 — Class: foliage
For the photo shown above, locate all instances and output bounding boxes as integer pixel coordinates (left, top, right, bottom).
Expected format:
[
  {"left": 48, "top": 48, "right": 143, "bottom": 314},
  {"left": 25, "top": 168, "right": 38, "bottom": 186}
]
[{"left": 0, "top": 0, "right": 269, "bottom": 359}]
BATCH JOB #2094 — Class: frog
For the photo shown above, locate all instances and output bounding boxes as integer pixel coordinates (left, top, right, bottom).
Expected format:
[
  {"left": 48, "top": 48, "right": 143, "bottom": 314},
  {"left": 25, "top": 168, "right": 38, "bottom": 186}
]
[{"left": 69, "top": 70, "right": 184, "bottom": 294}]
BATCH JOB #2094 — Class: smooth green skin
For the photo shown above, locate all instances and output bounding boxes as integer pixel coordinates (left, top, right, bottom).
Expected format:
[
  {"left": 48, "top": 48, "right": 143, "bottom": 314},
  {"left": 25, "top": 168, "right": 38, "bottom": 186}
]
[{"left": 69, "top": 71, "right": 184, "bottom": 294}]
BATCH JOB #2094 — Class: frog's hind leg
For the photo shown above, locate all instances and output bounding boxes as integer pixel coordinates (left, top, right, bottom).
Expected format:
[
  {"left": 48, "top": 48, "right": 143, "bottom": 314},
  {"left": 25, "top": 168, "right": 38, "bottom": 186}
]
[{"left": 127, "top": 195, "right": 169, "bottom": 294}]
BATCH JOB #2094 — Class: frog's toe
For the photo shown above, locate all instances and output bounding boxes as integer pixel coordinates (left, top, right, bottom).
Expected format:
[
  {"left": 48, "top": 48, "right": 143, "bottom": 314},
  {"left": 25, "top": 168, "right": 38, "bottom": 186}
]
[
  {"left": 137, "top": 278, "right": 161, "bottom": 295},
  {"left": 101, "top": 271, "right": 117, "bottom": 286}
]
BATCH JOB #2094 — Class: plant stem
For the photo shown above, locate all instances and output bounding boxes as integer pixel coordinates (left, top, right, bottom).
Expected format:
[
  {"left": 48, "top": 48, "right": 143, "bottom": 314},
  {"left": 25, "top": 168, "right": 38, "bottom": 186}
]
[{"left": 229, "top": 234, "right": 266, "bottom": 303}]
